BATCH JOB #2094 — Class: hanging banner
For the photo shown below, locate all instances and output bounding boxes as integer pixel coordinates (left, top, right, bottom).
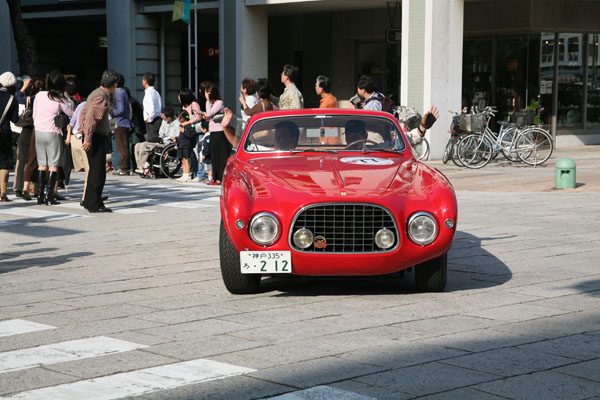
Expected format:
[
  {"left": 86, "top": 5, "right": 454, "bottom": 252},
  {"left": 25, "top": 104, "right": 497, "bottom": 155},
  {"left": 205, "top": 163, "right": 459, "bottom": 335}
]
[{"left": 172, "top": 0, "right": 191, "bottom": 24}]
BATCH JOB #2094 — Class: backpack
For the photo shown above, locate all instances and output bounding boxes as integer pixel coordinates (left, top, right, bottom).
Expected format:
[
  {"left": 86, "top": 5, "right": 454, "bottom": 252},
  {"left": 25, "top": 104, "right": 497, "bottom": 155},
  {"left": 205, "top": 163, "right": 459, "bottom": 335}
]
[{"left": 365, "top": 93, "right": 396, "bottom": 114}]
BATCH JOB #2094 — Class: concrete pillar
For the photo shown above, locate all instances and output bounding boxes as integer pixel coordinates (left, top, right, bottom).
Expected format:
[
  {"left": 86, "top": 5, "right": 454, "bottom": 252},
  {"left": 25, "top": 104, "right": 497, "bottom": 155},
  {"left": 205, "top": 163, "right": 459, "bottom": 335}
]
[
  {"left": 107, "top": 0, "right": 137, "bottom": 94},
  {"left": 401, "top": 0, "right": 464, "bottom": 159},
  {"left": 220, "top": 1, "right": 268, "bottom": 113},
  {"left": 0, "top": 2, "right": 21, "bottom": 74}
]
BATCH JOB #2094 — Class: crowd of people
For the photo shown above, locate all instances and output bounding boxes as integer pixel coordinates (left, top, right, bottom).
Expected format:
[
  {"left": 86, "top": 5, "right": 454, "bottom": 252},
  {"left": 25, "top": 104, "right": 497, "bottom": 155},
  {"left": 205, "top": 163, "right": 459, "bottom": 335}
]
[{"left": 0, "top": 62, "right": 438, "bottom": 212}]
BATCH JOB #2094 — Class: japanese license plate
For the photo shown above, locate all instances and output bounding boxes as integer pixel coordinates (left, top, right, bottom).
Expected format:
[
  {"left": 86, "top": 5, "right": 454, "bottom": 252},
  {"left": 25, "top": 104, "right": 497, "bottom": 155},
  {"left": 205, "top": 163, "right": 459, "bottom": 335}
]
[{"left": 240, "top": 251, "right": 292, "bottom": 274}]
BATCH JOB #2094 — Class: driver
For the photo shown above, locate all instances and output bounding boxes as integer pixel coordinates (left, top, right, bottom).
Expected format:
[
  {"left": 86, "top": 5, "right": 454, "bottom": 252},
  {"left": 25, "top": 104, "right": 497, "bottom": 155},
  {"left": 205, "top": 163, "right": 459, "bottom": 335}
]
[
  {"left": 273, "top": 121, "right": 300, "bottom": 150},
  {"left": 344, "top": 120, "right": 368, "bottom": 149}
]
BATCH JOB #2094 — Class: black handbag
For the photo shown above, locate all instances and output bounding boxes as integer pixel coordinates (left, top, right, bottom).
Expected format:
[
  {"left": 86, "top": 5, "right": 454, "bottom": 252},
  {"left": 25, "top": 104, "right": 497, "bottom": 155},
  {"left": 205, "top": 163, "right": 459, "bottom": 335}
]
[
  {"left": 54, "top": 111, "right": 70, "bottom": 130},
  {"left": 15, "top": 96, "right": 33, "bottom": 128}
]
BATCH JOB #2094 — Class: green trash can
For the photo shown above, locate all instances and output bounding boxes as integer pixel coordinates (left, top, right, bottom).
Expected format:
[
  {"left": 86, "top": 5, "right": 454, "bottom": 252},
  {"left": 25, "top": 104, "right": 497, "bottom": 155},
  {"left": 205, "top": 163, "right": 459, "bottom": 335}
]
[{"left": 555, "top": 158, "right": 576, "bottom": 189}]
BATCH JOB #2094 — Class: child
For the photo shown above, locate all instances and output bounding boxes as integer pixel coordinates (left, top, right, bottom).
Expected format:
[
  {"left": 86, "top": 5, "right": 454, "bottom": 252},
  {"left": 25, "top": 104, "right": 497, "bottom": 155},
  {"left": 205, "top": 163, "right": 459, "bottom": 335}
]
[
  {"left": 176, "top": 110, "right": 196, "bottom": 182},
  {"left": 201, "top": 132, "right": 213, "bottom": 184}
]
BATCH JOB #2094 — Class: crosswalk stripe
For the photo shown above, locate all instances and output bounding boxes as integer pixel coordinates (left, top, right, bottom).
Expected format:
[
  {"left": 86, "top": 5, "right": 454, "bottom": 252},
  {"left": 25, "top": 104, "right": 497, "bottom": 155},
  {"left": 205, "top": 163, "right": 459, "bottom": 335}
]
[
  {"left": 0, "top": 359, "right": 256, "bottom": 400},
  {"left": 0, "top": 320, "right": 56, "bottom": 338},
  {"left": 264, "top": 386, "right": 376, "bottom": 400},
  {"left": 0, "top": 208, "right": 88, "bottom": 221},
  {"left": 0, "top": 336, "right": 147, "bottom": 374}
]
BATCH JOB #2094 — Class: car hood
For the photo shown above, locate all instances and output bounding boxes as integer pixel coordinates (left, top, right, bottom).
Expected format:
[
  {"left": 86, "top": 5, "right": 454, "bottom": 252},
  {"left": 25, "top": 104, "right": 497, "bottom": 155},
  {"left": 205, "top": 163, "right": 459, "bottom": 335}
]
[{"left": 245, "top": 154, "right": 408, "bottom": 194}]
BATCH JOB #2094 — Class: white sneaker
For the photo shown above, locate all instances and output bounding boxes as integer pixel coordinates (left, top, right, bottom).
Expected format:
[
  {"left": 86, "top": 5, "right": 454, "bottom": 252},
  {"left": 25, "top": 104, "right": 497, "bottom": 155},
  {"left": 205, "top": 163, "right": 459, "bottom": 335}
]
[
  {"left": 191, "top": 177, "right": 201, "bottom": 182},
  {"left": 177, "top": 175, "right": 191, "bottom": 182}
]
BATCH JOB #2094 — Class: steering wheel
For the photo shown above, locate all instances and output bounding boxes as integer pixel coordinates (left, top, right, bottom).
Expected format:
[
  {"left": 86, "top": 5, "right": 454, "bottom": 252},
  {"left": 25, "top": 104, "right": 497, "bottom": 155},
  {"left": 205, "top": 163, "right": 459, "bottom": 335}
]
[{"left": 344, "top": 139, "right": 378, "bottom": 149}]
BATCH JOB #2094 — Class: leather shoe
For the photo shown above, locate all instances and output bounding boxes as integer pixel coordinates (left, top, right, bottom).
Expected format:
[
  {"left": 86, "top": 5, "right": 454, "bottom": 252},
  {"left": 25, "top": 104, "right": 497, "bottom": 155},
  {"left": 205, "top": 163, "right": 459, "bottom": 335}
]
[
  {"left": 22, "top": 191, "right": 32, "bottom": 201},
  {"left": 89, "top": 206, "right": 112, "bottom": 213},
  {"left": 101, "top": 195, "right": 108, "bottom": 201}
]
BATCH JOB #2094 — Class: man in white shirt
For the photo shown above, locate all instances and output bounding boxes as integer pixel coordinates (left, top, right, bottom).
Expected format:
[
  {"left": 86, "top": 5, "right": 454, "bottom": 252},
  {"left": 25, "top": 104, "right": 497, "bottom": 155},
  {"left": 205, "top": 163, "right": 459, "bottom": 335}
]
[
  {"left": 142, "top": 72, "right": 162, "bottom": 143},
  {"left": 134, "top": 106, "right": 176, "bottom": 176},
  {"left": 158, "top": 106, "right": 180, "bottom": 143}
]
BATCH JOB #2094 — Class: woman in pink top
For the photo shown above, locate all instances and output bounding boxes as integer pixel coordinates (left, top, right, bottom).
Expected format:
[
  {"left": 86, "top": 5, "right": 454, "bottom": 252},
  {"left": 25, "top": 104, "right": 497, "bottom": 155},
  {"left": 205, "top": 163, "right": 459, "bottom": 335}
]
[
  {"left": 203, "top": 84, "right": 228, "bottom": 185},
  {"left": 32, "top": 70, "right": 74, "bottom": 205}
]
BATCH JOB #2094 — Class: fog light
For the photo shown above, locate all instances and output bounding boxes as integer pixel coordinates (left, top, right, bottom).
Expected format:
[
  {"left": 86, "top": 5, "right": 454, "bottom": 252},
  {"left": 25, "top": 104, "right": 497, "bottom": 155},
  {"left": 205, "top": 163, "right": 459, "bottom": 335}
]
[
  {"left": 375, "top": 228, "right": 395, "bottom": 249},
  {"left": 408, "top": 212, "right": 438, "bottom": 246},
  {"left": 293, "top": 228, "right": 314, "bottom": 249}
]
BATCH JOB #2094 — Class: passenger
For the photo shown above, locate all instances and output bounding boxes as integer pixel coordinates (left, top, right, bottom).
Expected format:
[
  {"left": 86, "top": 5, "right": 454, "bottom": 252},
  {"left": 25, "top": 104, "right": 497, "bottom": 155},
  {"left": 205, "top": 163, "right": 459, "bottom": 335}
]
[
  {"left": 343, "top": 120, "right": 369, "bottom": 150},
  {"left": 273, "top": 121, "right": 300, "bottom": 150}
]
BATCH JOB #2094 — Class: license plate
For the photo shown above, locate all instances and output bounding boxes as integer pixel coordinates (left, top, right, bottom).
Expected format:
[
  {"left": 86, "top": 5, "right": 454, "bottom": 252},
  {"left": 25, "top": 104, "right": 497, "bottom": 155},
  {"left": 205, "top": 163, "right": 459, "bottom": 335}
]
[{"left": 240, "top": 251, "right": 292, "bottom": 274}]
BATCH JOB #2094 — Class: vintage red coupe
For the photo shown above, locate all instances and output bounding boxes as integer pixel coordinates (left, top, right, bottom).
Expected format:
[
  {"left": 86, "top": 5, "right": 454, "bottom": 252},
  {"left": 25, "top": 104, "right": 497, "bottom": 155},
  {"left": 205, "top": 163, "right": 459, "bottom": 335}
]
[{"left": 219, "top": 108, "right": 457, "bottom": 294}]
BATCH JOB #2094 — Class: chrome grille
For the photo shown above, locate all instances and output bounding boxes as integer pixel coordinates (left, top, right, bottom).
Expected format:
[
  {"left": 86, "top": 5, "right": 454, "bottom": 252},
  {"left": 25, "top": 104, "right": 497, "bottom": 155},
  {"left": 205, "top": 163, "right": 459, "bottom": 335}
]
[{"left": 290, "top": 203, "right": 398, "bottom": 253}]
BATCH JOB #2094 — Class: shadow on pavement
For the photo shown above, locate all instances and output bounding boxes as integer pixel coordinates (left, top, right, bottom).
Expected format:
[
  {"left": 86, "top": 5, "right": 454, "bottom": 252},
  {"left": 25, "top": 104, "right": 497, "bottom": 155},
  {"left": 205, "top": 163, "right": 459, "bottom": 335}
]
[
  {"left": 260, "top": 231, "right": 512, "bottom": 296},
  {"left": 0, "top": 250, "right": 93, "bottom": 273},
  {"left": 0, "top": 217, "right": 84, "bottom": 238}
]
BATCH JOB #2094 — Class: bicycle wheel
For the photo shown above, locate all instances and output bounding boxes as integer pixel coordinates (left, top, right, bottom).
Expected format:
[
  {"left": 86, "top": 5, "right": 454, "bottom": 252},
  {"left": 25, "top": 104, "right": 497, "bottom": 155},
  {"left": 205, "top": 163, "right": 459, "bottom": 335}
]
[
  {"left": 457, "top": 133, "right": 493, "bottom": 169},
  {"left": 499, "top": 127, "right": 521, "bottom": 162},
  {"left": 515, "top": 128, "right": 553, "bottom": 166},
  {"left": 160, "top": 144, "right": 182, "bottom": 178},
  {"left": 412, "top": 138, "right": 430, "bottom": 161},
  {"left": 442, "top": 140, "right": 452, "bottom": 164},
  {"left": 451, "top": 134, "right": 467, "bottom": 167}
]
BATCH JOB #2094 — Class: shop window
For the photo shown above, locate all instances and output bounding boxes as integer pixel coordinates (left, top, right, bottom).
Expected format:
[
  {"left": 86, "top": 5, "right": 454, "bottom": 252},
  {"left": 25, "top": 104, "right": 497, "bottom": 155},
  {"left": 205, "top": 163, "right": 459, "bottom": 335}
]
[
  {"left": 557, "top": 34, "right": 584, "bottom": 129},
  {"left": 462, "top": 38, "right": 493, "bottom": 111},
  {"left": 587, "top": 34, "right": 600, "bottom": 126}
]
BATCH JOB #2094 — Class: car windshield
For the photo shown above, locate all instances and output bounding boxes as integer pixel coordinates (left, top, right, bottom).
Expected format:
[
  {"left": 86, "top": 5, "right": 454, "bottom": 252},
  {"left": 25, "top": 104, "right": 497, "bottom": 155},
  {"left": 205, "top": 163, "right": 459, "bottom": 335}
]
[{"left": 243, "top": 114, "right": 406, "bottom": 153}]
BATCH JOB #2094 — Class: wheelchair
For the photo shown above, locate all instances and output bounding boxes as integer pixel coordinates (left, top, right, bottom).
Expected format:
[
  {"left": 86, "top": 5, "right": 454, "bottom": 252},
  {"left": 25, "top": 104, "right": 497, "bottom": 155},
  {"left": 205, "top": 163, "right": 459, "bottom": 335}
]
[{"left": 143, "top": 142, "right": 181, "bottom": 179}]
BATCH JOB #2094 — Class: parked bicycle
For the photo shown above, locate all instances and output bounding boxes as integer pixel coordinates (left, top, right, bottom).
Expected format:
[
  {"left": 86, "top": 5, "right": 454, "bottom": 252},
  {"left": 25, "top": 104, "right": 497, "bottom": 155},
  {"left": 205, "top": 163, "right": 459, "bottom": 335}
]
[{"left": 456, "top": 106, "right": 553, "bottom": 168}]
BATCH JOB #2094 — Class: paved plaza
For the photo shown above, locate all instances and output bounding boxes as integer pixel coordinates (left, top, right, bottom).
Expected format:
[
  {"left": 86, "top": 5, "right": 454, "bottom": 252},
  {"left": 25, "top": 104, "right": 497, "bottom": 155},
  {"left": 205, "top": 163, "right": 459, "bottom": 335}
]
[{"left": 0, "top": 146, "right": 599, "bottom": 399}]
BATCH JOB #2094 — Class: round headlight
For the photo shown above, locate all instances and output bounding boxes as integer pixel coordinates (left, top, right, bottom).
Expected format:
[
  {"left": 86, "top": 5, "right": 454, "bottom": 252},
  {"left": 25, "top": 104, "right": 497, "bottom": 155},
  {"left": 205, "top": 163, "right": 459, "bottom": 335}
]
[
  {"left": 249, "top": 212, "right": 279, "bottom": 245},
  {"left": 375, "top": 228, "right": 395, "bottom": 249},
  {"left": 293, "top": 228, "right": 314, "bottom": 249},
  {"left": 407, "top": 212, "right": 438, "bottom": 246}
]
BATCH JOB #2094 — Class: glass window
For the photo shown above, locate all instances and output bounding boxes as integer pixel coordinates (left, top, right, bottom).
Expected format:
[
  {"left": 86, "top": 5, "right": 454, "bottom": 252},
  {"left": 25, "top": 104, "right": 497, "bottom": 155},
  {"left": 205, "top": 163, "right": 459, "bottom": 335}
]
[
  {"left": 587, "top": 34, "right": 600, "bottom": 127},
  {"left": 557, "top": 33, "right": 584, "bottom": 129},
  {"left": 462, "top": 38, "right": 493, "bottom": 111},
  {"left": 244, "top": 115, "right": 405, "bottom": 153}
]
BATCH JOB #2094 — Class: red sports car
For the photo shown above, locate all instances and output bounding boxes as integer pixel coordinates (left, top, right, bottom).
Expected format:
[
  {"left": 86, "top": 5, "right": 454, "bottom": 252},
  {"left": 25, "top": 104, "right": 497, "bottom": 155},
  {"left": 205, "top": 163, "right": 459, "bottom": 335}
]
[{"left": 219, "top": 109, "right": 457, "bottom": 294}]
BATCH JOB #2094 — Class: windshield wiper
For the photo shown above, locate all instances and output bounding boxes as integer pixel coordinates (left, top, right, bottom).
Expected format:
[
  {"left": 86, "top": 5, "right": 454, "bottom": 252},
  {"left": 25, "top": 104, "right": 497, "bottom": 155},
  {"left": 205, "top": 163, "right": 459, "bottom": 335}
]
[
  {"left": 291, "top": 148, "right": 338, "bottom": 154},
  {"left": 361, "top": 146, "right": 403, "bottom": 155}
]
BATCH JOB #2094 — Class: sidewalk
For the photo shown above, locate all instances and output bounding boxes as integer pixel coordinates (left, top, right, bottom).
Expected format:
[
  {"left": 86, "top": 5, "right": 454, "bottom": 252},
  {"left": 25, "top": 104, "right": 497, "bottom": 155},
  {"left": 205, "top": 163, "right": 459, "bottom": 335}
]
[{"left": 429, "top": 145, "right": 600, "bottom": 192}]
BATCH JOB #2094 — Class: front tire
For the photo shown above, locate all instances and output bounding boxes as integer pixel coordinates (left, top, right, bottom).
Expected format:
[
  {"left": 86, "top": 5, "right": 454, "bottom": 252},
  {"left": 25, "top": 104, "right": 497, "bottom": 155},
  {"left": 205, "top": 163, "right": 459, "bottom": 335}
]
[
  {"left": 219, "top": 220, "right": 261, "bottom": 294},
  {"left": 415, "top": 253, "right": 447, "bottom": 292}
]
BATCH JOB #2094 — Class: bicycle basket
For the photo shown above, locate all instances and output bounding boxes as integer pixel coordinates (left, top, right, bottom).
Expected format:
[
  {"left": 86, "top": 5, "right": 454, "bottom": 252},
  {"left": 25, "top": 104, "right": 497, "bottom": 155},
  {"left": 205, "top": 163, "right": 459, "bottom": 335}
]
[{"left": 471, "top": 114, "right": 486, "bottom": 132}]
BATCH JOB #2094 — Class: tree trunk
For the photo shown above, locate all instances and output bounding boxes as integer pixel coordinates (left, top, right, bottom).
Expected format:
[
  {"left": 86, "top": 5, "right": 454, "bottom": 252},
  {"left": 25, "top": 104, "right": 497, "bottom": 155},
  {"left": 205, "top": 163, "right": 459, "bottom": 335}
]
[{"left": 6, "top": 0, "right": 37, "bottom": 76}]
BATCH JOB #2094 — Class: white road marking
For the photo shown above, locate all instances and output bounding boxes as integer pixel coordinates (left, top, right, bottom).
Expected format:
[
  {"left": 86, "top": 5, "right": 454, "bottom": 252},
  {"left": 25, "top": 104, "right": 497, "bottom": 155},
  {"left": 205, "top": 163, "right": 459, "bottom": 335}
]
[
  {"left": 0, "top": 359, "right": 256, "bottom": 400},
  {"left": 112, "top": 207, "right": 157, "bottom": 214},
  {"left": 0, "top": 336, "right": 147, "bottom": 374},
  {"left": 204, "top": 196, "right": 221, "bottom": 202},
  {"left": 0, "top": 209, "right": 88, "bottom": 221},
  {"left": 265, "top": 386, "right": 377, "bottom": 400},
  {"left": 0, "top": 320, "right": 56, "bottom": 338}
]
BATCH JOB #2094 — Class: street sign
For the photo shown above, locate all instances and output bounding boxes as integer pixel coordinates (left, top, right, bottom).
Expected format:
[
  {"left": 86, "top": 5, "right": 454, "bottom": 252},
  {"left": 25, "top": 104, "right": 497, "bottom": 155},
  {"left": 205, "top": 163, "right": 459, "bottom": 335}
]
[{"left": 386, "top": 28, "right": 401, "bottom": 44}]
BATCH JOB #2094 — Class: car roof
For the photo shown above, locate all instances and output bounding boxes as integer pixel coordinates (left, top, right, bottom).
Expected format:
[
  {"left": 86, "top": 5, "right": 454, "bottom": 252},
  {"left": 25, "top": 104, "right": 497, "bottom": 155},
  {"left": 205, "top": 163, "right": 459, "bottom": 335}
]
[{"left": 247, "top": 108, "right": 397, "bottom": 123}]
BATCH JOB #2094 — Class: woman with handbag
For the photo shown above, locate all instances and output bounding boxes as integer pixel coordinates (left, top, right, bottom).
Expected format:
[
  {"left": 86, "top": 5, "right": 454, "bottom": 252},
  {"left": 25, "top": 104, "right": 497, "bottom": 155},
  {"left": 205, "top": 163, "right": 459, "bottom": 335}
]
[
  {"left": 13, "top": 79, "right": 35, "bottom": 197},
  {"left": 0, "top": 72, "right": 19, "bottom": 202},
  {"left": 32, "top": 70, "right": 73, "bottom": 205}
]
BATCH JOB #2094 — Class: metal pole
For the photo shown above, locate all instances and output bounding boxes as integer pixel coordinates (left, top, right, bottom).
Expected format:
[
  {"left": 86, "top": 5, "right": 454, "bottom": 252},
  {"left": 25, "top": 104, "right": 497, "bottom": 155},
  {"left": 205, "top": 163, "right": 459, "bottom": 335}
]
[
  {"left": 194, "top": 0, "right": 198, "bottom": 96},
  {"left": 188, "top": 18, "right": 192, "bottom": 89},
  {"left": 551, "top": 32, "right": 559, "bottom": 144},
  {"left": 160, "top": 13, "right": 166, "bottom": 103}
]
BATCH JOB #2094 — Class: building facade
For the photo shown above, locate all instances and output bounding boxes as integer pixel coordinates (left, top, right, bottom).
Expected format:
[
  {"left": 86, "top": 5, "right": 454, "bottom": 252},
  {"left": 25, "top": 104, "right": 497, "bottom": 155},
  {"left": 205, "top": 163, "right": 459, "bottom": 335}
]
[{"left": 1, "top": 0, "right": 599, "bottom": 158}]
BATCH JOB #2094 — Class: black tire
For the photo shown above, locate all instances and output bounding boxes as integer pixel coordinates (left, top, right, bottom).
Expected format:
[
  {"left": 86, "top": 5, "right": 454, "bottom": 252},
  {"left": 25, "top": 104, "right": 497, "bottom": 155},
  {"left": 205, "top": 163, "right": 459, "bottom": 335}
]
[
  {"left": 160, "top": 143, "right": 182, "bottom": 178},
  {"left": 442, "top": 140, "right": 452, "bottom": 164},
  {"left": 415, "top": 253, "right": 447, "bottom": 292},
  {"left": 451, "top": 134, "right": 467, "bottom": 167},
  {"left": 457, "top": 133, "right": 493, "bottom": 169},
  {"left": 219, "top": 220, "right": 261, "bottom": 294}
]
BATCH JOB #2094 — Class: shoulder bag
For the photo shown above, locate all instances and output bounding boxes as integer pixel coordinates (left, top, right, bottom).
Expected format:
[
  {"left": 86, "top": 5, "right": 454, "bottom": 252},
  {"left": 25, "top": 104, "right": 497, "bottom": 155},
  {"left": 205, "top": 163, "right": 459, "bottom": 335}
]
[{"left": 15, "top": 96, "right": 34, "bottom": 128}]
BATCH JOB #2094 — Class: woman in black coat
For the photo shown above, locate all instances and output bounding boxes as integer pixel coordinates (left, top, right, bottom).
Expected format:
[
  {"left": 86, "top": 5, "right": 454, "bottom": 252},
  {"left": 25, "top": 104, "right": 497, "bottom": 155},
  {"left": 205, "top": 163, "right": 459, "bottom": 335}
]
[{"left": 0, "top": 72, "right": 19, "bottom": 202}]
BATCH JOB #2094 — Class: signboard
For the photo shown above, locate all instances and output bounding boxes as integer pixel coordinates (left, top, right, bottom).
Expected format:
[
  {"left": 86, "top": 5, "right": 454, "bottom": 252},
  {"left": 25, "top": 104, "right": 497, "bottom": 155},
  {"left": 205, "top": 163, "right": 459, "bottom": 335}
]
[
  {"left": 386, "top": 28, "right": 401, "bottom": 44},
  {"left": 202, "top": 47, "right": 219, "bottom": 59},
  {"left": 98, "top": 36, "right": 108, "bottom": 48}
]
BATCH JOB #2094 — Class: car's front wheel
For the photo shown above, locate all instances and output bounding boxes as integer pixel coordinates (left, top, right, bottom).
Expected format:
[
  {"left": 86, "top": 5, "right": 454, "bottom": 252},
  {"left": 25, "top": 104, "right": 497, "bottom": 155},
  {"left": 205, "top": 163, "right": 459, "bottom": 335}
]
[
  {"left": 414, "top": 253, "right": 447, "bottom": 292},
  {"left": 219, "top": 220, "right": 261, "bottom": 294}
]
